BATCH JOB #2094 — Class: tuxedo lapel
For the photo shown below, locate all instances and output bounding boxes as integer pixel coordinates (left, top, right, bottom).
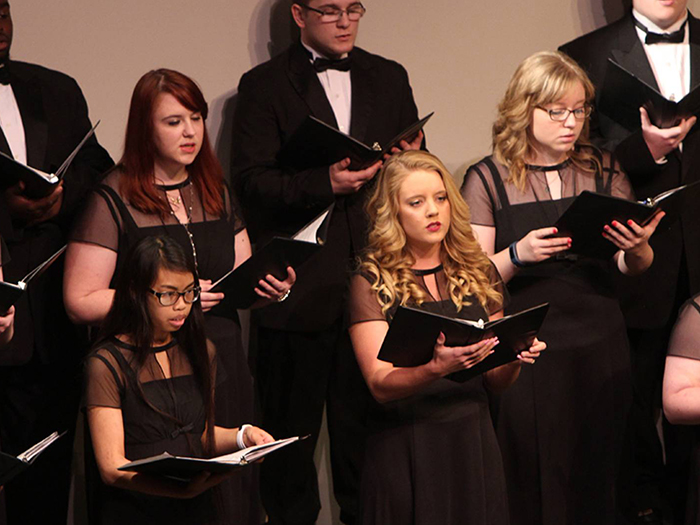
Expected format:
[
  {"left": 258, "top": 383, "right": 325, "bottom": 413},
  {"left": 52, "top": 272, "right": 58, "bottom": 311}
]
[
  {"left": 287, "top": 43, "right": 338, "bottom": 128},
  {"left": 349, "top": 50, "right": 375, "bottom": 144},
  {"left": 611, "top": 15, "right": 660, "bottom": 91},
  {"left": 10, "top": 66, "right": 48, "bottom": 171},
  {"left": 689, "top": 14, "right": 700, "bottom": 89}
]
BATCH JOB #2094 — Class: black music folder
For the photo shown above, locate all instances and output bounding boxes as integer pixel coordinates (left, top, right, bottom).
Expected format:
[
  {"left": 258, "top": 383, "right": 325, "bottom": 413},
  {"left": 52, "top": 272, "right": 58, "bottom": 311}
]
[
  {"left": 554, "top": 182, "right": 700, "bottom": 259},
  {"left": 118, "top": 436, "right": 304, "bottom": 481},
  {"left": 0, "top": 245, "right": 66, "bottom": 312},
  {"left": 278, "top": 112, "right": 433, "bottom": 170},
  {"left": 599, "top": 59, "right": 700, "bottom": 129},
  {"left": 0, "top": 431, "right": 64, "bottom": 486},
  {"left": 0, "top": 121, "right": 100, "bottom": 197},
  {"left": 211, "top": 205, "right": 333, "bottom": 307},
  {"left": 378, "top": 303, "right": 549, "bottom": 383}
]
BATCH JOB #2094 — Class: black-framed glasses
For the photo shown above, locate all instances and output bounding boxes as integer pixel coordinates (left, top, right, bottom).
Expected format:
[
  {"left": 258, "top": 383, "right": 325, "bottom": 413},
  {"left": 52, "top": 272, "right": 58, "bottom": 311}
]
[
  {"left": 536, "top": 105, "right": 592, "bottom": 122},
  {"left": 297, "top": 2, "right": 366, "bottom": 22},
  {"left": 149, "top": 286, "right": 201, "bottom": 306}
]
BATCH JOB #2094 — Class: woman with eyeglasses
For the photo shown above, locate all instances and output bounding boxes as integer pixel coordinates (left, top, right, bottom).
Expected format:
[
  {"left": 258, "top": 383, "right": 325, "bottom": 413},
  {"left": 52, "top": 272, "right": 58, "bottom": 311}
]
[
  {"left": 461, "top": 51, "right": 662, "bottom": 525},
  {"left": 64, "top": 69, "right": 294, "bottom": 523},
  {"left": 85, "top": 235, "right": 273, "bottom": 525}
]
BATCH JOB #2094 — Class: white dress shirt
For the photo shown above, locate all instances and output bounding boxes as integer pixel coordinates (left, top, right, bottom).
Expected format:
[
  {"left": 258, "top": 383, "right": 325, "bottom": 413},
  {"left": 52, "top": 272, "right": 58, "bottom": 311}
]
[
  {"left": 0, "top": 83, "right": 26, "bottom": 164},
  {"left": 633, "top": 9, "right": 690, "bottom": 101},
  {"left": 302, "top": 42, "right": 352, "bottom": 135}
]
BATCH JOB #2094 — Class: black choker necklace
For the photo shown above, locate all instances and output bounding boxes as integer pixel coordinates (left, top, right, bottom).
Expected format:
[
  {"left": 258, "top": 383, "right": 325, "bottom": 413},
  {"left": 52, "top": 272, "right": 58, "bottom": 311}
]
[
  {"left": 525, "top": 158, "right": 571, "bottom": 172},
  {"left": 413, "top": 264, "right": 443, "bottom": 276}
]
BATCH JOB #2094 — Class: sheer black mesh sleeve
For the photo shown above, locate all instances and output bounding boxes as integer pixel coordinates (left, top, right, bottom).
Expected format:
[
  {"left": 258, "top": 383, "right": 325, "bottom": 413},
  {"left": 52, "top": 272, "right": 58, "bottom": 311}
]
[
  {"left": 85, "top": 348, "right": 125, "bottom": 409},
  {"left": 349, "top": 273, "right": 387, "bottom": 325},
  {"left": 668, "top": 296, "right": 700, "bottom": 361}
]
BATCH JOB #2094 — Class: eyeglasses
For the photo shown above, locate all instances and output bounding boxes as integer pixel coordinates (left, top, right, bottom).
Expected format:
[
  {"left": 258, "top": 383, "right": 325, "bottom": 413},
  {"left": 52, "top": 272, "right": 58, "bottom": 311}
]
[
  {"left": 149, "top": 286, "right": 201, "bottom": 306},
  {"left": 297, "top": 2, "right": 366, "bottom": 23},
  {"left": 536, "top": 105, "right": 592, "bottom": 122}
]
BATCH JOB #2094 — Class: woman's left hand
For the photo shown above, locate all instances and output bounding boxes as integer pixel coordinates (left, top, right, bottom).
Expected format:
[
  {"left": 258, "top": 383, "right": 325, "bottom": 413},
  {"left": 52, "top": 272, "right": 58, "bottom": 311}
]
[
  {"left": 517, "top": 337, "right": 546, "bottom": 364},
  {"left": 255, "top": 266, "right": 296, "bottom": 303},
  {"left": 241, "top": 425, "right": 275, "bottom": 449},
  {"left": 602, "top": 211, "right": 665, "bottom": 255}
]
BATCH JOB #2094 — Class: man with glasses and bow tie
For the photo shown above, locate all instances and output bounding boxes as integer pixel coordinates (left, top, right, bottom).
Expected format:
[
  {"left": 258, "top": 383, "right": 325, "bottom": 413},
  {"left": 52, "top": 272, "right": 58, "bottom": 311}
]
[
  {"left": 561, "top": 1, "right": 700, "bottom": 523},
  {"left": 231, "top": 1, "right": 422, "bottom": 523}
]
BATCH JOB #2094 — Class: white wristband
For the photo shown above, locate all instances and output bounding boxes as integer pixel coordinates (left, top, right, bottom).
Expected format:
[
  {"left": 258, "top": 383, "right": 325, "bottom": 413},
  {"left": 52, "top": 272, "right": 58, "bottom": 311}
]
[{"left": 237, "top": 424, "right": 251, "bottom": 450}]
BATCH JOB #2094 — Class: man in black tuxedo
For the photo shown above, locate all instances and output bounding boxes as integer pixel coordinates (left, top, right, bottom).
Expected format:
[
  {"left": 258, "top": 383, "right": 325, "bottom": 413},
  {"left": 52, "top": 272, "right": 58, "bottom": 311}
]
[
  {"left": 231, "top": 1, "right": 422, "bottom": 523},
  {"left": 0, "top": 1, "right": 113, "bottom": 523},
  {"left": 561, "top": 1, "right": 700, "bottom": 522}
]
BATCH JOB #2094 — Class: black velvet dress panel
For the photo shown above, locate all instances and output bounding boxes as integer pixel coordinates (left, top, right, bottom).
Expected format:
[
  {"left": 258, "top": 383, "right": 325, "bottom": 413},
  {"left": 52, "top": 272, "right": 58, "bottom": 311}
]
[
  {"left": 666, "top": 296, "right": 700, "bottom": 525},
  {"left": 462, "top": 151, "right": 633, "bottom": 525},
  {"left": 72, "top": 169, "right": 258, "bottom": 523},
  {"left": 349, "top": 267, "right": 509, "bottom": 525}
]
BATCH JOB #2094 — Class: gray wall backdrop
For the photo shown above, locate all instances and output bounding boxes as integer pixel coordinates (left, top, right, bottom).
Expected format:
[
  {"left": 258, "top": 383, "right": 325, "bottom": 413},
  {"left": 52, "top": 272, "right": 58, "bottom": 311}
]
[{"left": 13, "top": 0, "right": 682, "bottom": 182}]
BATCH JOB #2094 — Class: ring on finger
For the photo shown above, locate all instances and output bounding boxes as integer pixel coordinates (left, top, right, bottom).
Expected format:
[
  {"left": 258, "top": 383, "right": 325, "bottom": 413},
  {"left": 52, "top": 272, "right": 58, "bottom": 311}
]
[{"left": 277, "top": 289, "right": 291, "bottom": 303}]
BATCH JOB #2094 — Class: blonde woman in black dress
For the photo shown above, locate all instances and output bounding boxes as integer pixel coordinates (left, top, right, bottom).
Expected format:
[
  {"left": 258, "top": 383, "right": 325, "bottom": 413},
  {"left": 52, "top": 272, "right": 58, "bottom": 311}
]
[
  {"left": 461, "top": 51, "right": 662, "bottom": 524},
  {"left": 349, "top": 150, "right": 545, "bottom": 524}
]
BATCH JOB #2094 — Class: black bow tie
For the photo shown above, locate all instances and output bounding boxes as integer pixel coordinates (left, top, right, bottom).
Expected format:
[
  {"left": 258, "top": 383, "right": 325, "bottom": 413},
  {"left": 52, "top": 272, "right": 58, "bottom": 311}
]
[
  {"left": 634, "top": 17, "right": 687, "bottom": 45},
  {"left": 0, "top": 64, "right": 10, "bottom": 85},
  {"left": 313, "top": 56, "right": 352, "bottom": 73}
]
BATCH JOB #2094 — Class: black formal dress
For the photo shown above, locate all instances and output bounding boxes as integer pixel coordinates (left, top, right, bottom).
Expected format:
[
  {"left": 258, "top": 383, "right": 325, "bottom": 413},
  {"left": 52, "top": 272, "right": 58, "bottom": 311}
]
[
  {"left": 0, "top": 59, "right": 113, "bottom": 525},
  {"left": 348, "top": 267, "right": 509, "bottom": 525},
  {"left": 71, "top": 169, "right": 259, "bottom": 524},
  {"left": 561, "top": 15, "right": 700, "bottom": 520},
  {"left": 462, "top": 151, "right": 633, "bottom": 525},
  {"left": 231, "top": 41, "right": 421, "bottom": 525},
  {"left": 667, "top": 295, "right": 700, "bottom": 525},
  {"left": 85, "top": 337, "right": 220, "bottom": 525}
]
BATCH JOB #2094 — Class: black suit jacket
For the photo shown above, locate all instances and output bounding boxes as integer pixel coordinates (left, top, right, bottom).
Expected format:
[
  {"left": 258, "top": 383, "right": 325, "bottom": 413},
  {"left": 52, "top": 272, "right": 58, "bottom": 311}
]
[
  {"left": 0, "top": 60, "right": 113, "bottom": 365},
  {"left": 231, "top": 42, "right": 420, "bottom": 331},
  {"left": 561, "top": 14, "right": 700, "bottom": 328}
]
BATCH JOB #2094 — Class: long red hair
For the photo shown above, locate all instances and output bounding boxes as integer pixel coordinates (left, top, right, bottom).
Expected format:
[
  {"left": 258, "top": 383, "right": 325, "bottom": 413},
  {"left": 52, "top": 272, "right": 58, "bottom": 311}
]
[{"left": 118, "top": 69, "right": 224, "bottom": 218}]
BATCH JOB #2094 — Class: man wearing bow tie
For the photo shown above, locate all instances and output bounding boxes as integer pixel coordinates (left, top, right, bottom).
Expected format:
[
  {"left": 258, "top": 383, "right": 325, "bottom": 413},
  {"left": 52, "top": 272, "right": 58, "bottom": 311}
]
[
  {"left": 231, "top": 1, "right": 422, "bottom": 523},
  {"left": 0, "top": 1, "right": 113, "bottom": 523},
  {"left": 561, "top": 1, "right": 700, "bottom": 523}
]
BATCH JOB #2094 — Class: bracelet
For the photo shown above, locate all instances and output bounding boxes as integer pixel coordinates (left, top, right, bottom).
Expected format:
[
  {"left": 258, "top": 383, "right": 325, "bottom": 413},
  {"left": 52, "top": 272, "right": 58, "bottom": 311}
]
[
  {"left": 237, "top": 424, "right": 251, "bottom": 450},
  {"left": 509, "top": 241, "right": 527, "bottom": 268},
  {"left": 277, "top": 289, "right": 291, "bottom": 303}
]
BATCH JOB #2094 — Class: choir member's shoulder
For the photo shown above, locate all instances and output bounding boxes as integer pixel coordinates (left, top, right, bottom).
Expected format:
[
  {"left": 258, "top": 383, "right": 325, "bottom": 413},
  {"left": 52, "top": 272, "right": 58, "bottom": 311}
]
[
  {"left": 9, "top": 60, "right": 83, "bottom": 96},
  {"left": 559, "top": 15, "right": 630, "bottom": 60}
]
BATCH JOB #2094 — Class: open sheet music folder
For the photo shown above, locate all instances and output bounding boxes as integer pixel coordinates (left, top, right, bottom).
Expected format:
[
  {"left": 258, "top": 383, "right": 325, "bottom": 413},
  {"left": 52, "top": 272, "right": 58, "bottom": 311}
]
[
  {"left": 118, "top": 436, "right": 305, "bottom": 481},
  {"left": 0, "top": 245, "right": 66, "bottom": 312},
  {"left": 553, "top": 181, "right": 700, "bottom": 259},
  {"left": 211, "top": 205, "right": 333, "bottom": 308},
  {"left": 0, "top": 431, "right": 64, "bottom": 486},
  {"left": 278, "top": 113, "right": 433, "bottom": 170},
  {"left": 599, "top": 59, "right": 700, "bottom": 129},
  {"left": 0, "top": 121, "right": 100, "bottom": 197},
  {"left": 378, "top": 303, "right": 549, "bottom": 383}
]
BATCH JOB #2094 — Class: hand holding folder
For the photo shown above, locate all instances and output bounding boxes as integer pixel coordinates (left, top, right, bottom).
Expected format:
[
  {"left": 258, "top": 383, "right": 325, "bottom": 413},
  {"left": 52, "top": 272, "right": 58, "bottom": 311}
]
[
  {"left": 211, "top": 205, "right": 333, "bottom": 308},
  {"left": 118, "top": 436, "right": 306, "bottom": 482},
  {"left": 0, "top": 431, "right": 64, "bottom": 486},
  {"left": 278, "top": 113, "right": 433, "bottom": 171},
  {"left": 378, "top": 303, "right": 549, "bottom": 383},
  {"left": 553, "top": 182, "right": 700, "bottom": 259}
]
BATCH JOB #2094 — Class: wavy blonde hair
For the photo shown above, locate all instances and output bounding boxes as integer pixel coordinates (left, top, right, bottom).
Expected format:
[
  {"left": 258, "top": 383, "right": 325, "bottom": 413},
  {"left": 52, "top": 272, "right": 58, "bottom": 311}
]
[
  {"left": 493, "top": 50, "right": 600, "bottom": 191},
  {"left": 360, "top": 150, "right": 502, "bottom": 315}
]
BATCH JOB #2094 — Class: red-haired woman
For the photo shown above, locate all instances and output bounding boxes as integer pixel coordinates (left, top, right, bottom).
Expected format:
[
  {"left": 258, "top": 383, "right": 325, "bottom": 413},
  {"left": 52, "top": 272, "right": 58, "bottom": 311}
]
[{"left": 64, "top": 69, "right": 295, "bottom": 523}]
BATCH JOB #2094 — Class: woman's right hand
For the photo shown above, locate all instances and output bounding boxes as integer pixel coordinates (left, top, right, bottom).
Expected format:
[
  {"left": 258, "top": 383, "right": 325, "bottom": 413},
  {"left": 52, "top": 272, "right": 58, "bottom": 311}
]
[
  {"left": 515, "top": 227, "right": 571, "bottom": 264},
  {"left": 430, "top": 332, "right": 500, "bottom": 376},
  {"left": 0, "top": 306, "right": 14, "bottom": 334},
  {"left": 198, "top": 279, "right": 225, "bottom": 313}
]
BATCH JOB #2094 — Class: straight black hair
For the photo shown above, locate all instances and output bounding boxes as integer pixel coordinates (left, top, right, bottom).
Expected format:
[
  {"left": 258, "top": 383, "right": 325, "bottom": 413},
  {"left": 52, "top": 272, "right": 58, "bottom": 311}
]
[{"left": 94, "top": 235, "right": 216, "bottom": 455}]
